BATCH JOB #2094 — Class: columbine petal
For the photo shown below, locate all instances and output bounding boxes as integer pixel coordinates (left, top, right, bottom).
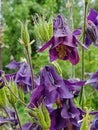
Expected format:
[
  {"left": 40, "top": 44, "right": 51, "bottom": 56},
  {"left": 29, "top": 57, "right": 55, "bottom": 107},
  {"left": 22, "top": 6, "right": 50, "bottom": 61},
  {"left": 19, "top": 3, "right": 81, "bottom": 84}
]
[
  {"left": 86, "top": 70, "right": 98, "bottom": 90},
  {"left": 38, "top": 37, "right": 54, "bottom": 52},
  {"left": 87, "top": 8, "right": 98, "bottom": 24},
  {"left": 6, "top": 61, "right": 21, "bottom": 69}
]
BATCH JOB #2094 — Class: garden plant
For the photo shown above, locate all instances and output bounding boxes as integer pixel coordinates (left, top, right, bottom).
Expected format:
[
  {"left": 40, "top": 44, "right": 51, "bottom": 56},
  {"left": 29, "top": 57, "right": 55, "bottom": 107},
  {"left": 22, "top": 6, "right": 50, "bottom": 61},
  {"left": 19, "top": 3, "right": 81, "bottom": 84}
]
[{"left": 1, "top": 0, "right": 98, "bottom": 130}]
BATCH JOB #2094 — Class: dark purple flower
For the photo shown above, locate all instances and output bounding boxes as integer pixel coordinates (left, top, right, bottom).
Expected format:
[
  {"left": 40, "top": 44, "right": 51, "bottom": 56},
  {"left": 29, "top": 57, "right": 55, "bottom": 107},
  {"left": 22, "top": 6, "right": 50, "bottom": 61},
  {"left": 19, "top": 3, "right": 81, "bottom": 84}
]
[
  {"left": 6, "top": 61, "right": 39, "bottom": 92},
  {"left": 29, "top": 66, "right": 73, "bottom": 108},
  {"left": 50, "top": 99, "right": 81, "bottom": 130},
  {"left": 40, "top": 66, "right": 73, "bottom": 105},
  {"left": 85, "top": 8, "right": 98, "bottom": 47},
  {"left": 38, "top": 14, "right": 80, "bottom": 65},
  {"left": 86, "top": 70, "right": 98, "bottom": 90}
]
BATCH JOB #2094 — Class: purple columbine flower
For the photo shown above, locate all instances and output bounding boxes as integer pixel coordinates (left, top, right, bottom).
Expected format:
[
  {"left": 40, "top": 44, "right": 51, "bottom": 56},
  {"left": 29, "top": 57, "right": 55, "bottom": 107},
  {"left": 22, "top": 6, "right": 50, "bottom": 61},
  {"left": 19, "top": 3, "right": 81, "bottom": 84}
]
[
  {"left": 50, "top": 99, "right": 81, "bottom": 130},
  {"left": 85, "top": 8, "right": 98, "bottom": 47},
  {"left": 38, "top": 14, "right": 80, "bottom": 65},
  {"left": 29, "top": 66, "right": 73, "bottom": 108},
  {"left": 6, "top": 61, "right": 39, "bottom": 92},
  {"left": 86, "top": 70, "right": 98, "bottom": 90},
  {"left": 40, "top": 66, "right": 73, "bottom": 104}
]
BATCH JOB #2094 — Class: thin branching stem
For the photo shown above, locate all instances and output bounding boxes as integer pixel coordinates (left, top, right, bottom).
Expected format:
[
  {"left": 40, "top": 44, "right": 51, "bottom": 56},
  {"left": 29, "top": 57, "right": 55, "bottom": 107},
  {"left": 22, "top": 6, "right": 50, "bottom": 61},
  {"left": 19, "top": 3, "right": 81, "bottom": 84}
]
[
  {"left": 79, "top": 1, "right": 88, "bottom": 108},
  {"left": 13, "top": 104, "right": 22, "bottom": 130},
  {"left": 25, "top": 46, "right": 34, "bottom": 89}
]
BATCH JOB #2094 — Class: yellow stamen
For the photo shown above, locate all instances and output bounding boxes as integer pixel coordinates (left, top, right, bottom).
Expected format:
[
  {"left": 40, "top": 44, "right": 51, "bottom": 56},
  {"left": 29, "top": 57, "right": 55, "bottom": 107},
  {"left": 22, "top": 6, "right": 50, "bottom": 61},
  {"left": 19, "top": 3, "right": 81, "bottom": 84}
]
[
  {"left": 56, "top": 44, "right": 67, "bottom": 59},
  {"left": 56, "top": 98, "right": 62, "bottom": 108}
]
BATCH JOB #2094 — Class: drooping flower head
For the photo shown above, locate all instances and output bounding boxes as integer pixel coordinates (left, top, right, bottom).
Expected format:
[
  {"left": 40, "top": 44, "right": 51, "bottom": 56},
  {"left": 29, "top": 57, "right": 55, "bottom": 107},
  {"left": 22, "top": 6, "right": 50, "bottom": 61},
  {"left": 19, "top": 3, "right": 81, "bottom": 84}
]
[
  {"left": 50, "top": 99, "right": 81, "bottom": 130},
  {"left": 40, "top": 66, "right": 73, "bottom": 104},
  {"left": 6, "top": 61, "right": 39, "bottom": 92},
  {"left": 29, "top": 66, "right": 73, "bottom": 108},
  {"left": 85, "top": 8, "right": 98, "bottom": 47},
  {"left": 38, "top": 14, "right": 80, "bottom": 65}
]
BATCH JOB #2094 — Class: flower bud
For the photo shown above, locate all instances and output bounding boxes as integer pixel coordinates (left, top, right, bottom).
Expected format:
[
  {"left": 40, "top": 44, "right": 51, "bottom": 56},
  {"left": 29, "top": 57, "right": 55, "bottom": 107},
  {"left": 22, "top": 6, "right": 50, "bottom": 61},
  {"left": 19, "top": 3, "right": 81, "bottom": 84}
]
[
  {"left": 19, "top": 20, "right": 30, "bottom": 47},
  {"left": 86, "top": 20, "right": 98, "bottom": 43},
  {"left": 29, "top": 104, "right": 51, "bottom": 130},
  {"left": 5, "top": 81, "right": 18, "bottom": 106},
  {"left": 0, "top": 88, "right": 6, "bottom": 108}
]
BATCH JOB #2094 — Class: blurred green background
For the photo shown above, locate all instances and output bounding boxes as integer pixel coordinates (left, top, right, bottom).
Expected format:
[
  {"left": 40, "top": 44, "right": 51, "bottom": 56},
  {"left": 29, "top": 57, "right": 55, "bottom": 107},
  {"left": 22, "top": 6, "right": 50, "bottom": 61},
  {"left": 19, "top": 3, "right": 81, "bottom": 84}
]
[{"left": 1, "top": 0, "right": 98, "bottom": 125}]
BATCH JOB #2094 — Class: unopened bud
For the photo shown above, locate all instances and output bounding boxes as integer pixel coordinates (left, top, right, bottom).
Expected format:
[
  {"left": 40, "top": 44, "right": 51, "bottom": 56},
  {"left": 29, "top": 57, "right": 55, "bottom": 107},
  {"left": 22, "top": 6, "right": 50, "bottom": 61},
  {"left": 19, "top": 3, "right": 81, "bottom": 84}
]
[
  {"left": 0, "top": 88, "right": 6, "bottom": 108},
  {"left": 19, "top": 20, "right": 30, "bottom": 47},
  {"left": 5, "top": 81, "right": 18, "bottom": 106},
  {"left": 86, "top": 20, "right": 98, "bottom": 43}
]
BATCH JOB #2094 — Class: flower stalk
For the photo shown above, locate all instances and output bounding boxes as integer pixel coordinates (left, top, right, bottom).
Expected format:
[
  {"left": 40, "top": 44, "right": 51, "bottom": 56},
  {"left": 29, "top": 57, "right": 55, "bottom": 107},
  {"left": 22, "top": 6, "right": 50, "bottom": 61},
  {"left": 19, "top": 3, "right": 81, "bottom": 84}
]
[
  {"left": 79, "top": 1, "right": 88, "bottom": 107},
  {"left": 13, "top": 104, "right": 22, "bottom": 130},
  {"left": 66, "top": 0, "right": 75, "bottom": 78},
  {"left": 19, "top": 20, "right": 35, "bottom": 89},
  {"left": 25, "top": 46, "right": 34, "bottom": 89}
]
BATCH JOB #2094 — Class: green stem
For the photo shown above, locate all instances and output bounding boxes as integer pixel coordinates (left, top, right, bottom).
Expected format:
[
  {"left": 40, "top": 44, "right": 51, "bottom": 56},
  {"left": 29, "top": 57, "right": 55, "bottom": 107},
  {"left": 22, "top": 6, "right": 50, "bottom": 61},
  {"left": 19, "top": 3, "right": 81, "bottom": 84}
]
[
  {"left": 68, "top": 0, "right": 75, "bottom": 78},
  {"left": 13, "top": 104, "right": 22, "bottom": 130},
  {"left": 79, "top": 1, "right": 88, "bottom": 107},
  {"left": 25, "top": 46, "right": 34, "bottom": 89},
  {"left": 3, "top": 107, "right": 10, "bottom": 118}
]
